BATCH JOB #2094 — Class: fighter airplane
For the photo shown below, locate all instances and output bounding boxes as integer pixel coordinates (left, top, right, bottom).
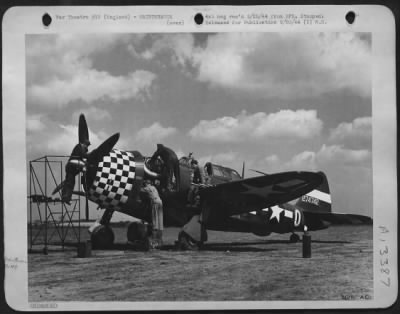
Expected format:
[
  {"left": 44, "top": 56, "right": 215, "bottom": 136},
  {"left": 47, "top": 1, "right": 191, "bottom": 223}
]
[{"left": 52, "top": 114, "right": 371, "bottom": 249}]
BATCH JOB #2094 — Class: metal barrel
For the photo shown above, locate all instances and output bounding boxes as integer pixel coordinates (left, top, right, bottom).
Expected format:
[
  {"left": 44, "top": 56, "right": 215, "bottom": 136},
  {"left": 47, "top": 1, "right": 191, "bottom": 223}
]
[
  {"left": 302, "top": 233, "right": 311, "bottom": 258},
  {"left": 77, "top": 240, "right": 92, "bottom": 258}
]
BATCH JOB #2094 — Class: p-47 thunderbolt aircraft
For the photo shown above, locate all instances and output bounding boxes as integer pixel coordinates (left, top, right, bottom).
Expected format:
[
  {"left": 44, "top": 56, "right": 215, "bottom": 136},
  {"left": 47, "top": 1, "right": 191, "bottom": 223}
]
[{"left": 53, "top": 114, "right": 371, "bottom": 249}]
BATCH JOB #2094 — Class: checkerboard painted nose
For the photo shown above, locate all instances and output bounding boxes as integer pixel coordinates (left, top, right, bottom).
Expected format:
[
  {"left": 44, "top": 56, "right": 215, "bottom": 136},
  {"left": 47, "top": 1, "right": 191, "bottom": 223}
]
[{"left": 88, "top": 149, "right": 136, "bottom": 210}]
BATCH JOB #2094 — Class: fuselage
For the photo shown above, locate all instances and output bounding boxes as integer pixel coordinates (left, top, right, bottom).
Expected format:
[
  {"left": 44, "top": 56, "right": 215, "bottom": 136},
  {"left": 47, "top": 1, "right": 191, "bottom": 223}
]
[{"left": 82, "top": 148, "right": 326, "bottom": 234}]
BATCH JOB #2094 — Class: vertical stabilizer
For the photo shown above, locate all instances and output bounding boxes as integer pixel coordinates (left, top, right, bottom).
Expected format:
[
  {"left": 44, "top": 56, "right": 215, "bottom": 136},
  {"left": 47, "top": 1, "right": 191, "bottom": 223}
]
[{"left": 295, "top": 172, "right": 331, "bottom": 213}]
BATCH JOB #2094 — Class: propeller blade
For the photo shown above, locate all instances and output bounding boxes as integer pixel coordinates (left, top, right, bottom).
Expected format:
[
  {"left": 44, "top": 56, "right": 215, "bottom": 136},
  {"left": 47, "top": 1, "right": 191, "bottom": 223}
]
[
  {"left": 79, "top": 114, "right": 90, "bottom": 145},
  {"left": 87, "top": 133, "right": 120, "bottom": 164},
  {"left": 52, "top": 181, "right": 65, "bottom": 195},
  {"left": 72, "top": 190, "right": 86, "bottom": 197}
]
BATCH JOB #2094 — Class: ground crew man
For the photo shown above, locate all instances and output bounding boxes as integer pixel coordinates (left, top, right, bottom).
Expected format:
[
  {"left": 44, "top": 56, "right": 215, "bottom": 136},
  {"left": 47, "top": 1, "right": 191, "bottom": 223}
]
[
  {"left": 62, "top": 140, "right": 90, "bottom": 204},
  {"left": 191, "top": 159, "right": 202, "bottom": 184},
  {"left": 141, "top": 179, "right": 163, "bottom": 249},
  {"left": 187, "top": 159, "right": 202, "bottom": 207},
  {"left": 150, "top": 144, "right": 180, "bottom": 192}
]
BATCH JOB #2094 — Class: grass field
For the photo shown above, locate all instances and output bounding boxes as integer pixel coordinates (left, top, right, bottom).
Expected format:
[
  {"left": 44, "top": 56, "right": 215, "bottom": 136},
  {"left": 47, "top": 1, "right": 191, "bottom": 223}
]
[{"left": 28, "top": 224, "right": 373, "bottom": 302}]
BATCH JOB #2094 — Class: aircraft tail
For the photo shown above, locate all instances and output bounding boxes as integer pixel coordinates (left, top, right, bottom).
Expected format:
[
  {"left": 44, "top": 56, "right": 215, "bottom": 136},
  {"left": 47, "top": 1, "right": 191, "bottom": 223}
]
[
  {"left": 295, "top": 171, "right": 331, "bottom": 214},
  {"left": 296, "top": 172, "right": 372, "bottom": 229}
]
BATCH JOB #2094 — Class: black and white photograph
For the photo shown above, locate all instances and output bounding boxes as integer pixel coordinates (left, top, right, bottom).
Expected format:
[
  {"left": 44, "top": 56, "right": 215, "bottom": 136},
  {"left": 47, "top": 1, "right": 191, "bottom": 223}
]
[{"left": 2, "top": 5, "right": 397, "bottom": 310}]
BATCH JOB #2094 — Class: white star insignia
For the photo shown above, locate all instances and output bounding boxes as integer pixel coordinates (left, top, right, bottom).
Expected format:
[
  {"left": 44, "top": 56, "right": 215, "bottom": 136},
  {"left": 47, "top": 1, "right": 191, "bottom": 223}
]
[{"left": 269, "top": 206, "right": 284, "bottom": 222}]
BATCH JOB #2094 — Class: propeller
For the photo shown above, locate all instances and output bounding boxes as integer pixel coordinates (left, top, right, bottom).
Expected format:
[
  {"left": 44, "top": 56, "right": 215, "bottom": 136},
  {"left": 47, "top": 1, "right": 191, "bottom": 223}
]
[
  {"left": 87, "top": 133, "right": 120, "bottom": 165},
  {"left": 59, "top": 113, "right": 120, "bottom": 217},
  {"left": 52, "top": 181, "right": 65, "bottom": 195},
  {"left": 79, "top": 114, "right": 90, "bottom": 145}
]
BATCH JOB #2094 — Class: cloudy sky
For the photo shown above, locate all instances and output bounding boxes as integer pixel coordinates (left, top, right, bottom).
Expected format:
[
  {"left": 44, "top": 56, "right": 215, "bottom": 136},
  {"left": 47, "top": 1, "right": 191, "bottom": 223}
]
[{"left": 26, "top": 32, "right": 372, "bottom": 217}]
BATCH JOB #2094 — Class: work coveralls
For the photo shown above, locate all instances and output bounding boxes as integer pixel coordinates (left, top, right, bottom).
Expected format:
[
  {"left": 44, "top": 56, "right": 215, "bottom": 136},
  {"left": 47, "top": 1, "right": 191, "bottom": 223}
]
[
  {"left": 141, "top": 182, "right": 164, "bottom": 248},
  {"left": 150, "top": 144, "right": 180, "bottom": 192}
]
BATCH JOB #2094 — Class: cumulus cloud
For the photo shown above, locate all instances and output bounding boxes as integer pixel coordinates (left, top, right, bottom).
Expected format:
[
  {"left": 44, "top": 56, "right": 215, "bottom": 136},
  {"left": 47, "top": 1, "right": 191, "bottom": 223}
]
[
  {"left": 196, "top": 33, "right": 371, "bottom": 98},
  {"left": 28, "top": 70, "right": 156, "bottom": 107},
  {"left": 188, "top": 109, "right": 322, "bottom": 142},
  {"left": 329, "top": 117, "right": 372, "bottom": 149},
  {"left": 27, "top": 114, "right": 45, "bottom": 132},
  {"left": 26, "top": 34, "right": 156, "bottom": 107},
  {"left": 72, "top": 108, "right": 111, "bottom": 122},
  {"left": 46, "top": 124, "right": 102, "bottom": 154},
  {"left": 140, "top": 34, "right": 195, "bottom": 67},
  {"left": 248, "top": 154, "right": 282, "bottom": 174},
  {"left": 317, "top": 144, "right": 371, "bottom": 165},
  {"left": 285, "top": 144, "right": 371, "bottom": 170},
  {"left": 135, "top": 122, "right": 177, "bottom": 142},
  {"left": 141, "top": 32, "right": 371, "bottom": 99},
  {"left": 286, "top": 151, "right": 318, "bottom": 170},
  {"left": 198, "top": 151, "right": 239, "bottom": 166},
  {"left": 264, "top": 154, "right": 280, "bottom": 165}
]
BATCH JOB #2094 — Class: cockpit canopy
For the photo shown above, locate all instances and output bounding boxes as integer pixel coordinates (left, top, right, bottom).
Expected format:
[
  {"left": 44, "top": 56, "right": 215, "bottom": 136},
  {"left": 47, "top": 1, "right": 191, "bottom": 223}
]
[
  {"left": 179, "top": 156, "right": 242, "bottom": 186},
  {"left": 204, "top": 162, "right": 241, "bottom": 184}
]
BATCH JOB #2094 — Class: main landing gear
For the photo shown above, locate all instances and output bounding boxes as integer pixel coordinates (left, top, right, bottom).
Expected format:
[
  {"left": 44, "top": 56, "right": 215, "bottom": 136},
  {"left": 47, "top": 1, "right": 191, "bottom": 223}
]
[
  {"left": 289, "top": 233, "right": 300, "bottom": 243},
  {"left": 127, "top": 221, "right": 163, "bottom": 251},
  {"left": 90, "top": 208, "right": 115, "bottom": 249},
  {"left": 176, "top": 214, "right": 208, "bottom": 251}
]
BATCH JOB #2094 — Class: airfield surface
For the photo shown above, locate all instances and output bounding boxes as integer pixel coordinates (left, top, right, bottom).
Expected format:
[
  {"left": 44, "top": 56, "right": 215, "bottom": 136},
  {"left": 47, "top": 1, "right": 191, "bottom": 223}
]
[{"left": 28, "top": 225, "right": 373, "bottom": 302}]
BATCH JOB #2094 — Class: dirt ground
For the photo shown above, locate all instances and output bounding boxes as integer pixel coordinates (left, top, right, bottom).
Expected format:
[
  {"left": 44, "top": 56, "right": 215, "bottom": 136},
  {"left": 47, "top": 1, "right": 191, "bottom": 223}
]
[{"left": 28, "top": 225, "right": 373, "bottom": 302}]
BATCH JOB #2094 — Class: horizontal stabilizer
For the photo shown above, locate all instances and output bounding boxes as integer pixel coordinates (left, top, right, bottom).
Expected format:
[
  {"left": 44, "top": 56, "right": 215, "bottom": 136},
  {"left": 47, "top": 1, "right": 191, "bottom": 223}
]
[{"left": 305, "top": 211, "right": 372, "bottom": 225}]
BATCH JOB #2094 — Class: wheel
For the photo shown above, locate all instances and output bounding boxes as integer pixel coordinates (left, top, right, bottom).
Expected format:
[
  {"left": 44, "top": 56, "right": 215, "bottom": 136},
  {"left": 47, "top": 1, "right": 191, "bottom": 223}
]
[
  {"left": 177, "top": 231, "right": 199, "bottom": 251},
  {"left": 289, "top": 233, "right": 300, "bottom": 243},
  {"left": 253, "top": 230, "right": 271, "bottom": 237},
  {"left": 201, "top": 227, "right": 208, "bottom": 243},
  {"left": 91, "top": 225, "right": 114, "bottom": 249},
  {"left": 127, "top": 222, "right": 149, "bottom": 242}
]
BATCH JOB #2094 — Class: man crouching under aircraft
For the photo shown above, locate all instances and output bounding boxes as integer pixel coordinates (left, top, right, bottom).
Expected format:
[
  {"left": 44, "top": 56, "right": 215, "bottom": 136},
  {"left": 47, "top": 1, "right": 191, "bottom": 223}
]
[
  {"left": 62, "top": 139, "right": 90, "bottom": 204},
  {"left": 141, "top": 179, "right": 163, "bottom": 249}
]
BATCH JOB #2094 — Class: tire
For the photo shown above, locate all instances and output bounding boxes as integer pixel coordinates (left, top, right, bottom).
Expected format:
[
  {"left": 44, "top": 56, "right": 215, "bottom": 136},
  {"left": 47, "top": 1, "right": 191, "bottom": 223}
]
[
  {"left": 253, "top": 230, "right": 271, "bottom": 237},
  {"left": 127, "top": 222, "right": 149, "bottom": 242},
  {"left": 91, "top": 225, "right": 115, "bottom": 249},
  {"left": 289, "top": 233, "right": 300, "bottom": 243}
]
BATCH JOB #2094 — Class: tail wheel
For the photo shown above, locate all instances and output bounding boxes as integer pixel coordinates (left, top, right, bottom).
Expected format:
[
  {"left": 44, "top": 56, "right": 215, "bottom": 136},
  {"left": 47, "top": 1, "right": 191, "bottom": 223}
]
[
  {"left": 289, "top": 233, "right": 300, "bottom": 243},
  {"left": 127, "top": 222, "right": 149, "bottom": 242},
  {"left": 91, "top": 225, "right": 114, "bottom": 249}
]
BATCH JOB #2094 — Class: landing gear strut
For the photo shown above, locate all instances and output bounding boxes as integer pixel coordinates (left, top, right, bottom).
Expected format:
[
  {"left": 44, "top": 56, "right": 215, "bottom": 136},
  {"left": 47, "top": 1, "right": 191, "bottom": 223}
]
[
  {"left": 289, "top": 233, "right": 300, "bottom": 243},
  {"left": 91, "top": 208, "right": 115, "bottom": 249}
]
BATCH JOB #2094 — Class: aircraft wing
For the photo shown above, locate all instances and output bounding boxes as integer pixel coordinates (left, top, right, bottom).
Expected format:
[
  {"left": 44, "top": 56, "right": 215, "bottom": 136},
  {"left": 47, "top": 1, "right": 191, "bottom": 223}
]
[
  {"left": 304, "top": 211, "right": 372, "bottom": 224},
  {"left": 200, "top": 171, "right": 323, "bottom": 223}
]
